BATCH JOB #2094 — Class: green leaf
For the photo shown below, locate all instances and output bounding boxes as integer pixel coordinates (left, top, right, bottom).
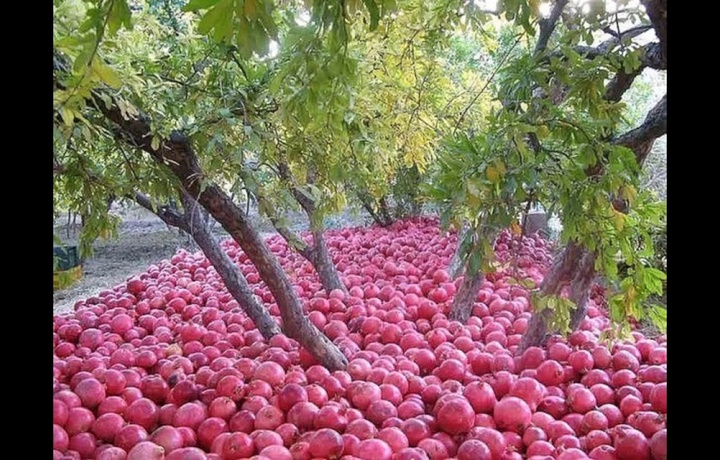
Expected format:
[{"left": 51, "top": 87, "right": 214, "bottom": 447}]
[
  {"left": 54, "top": 35, "right": 94, "bottom": 48},
  {"left": 92, "top": 60, "right": 122, "bottom": 89},
  {"left": 73, "top": 48, "right": 94, "bottom": 73},
  {"left": 362, "top": 0, "right": 380, "bottom": 30},
  {"left": 648, "top": 305, "right": 667, "bottom": 333},
  {"left": 183, "top": 0, "right": 222, "bottom": 11},
  {"left": 107, "top": 0, "right": 132, "bottom": 35},
  {"left": 645, "top": 267, "right": 666, "bottom": 281},
  {"left": 198, "top": 0, "right": 234, "bottom": 36}
]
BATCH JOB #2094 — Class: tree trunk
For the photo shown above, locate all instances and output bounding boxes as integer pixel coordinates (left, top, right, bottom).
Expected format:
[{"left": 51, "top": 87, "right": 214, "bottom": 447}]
[
  {"left": 91, "top": 94, "right": 348, "bottom": 369},
  {"left": 311, "top": 227, "right": 347, "bottom": 293},
  {"left": 179, "top": 193, "right": 283, "bottom": 340},
  {"left": 357, "top": 192, "right": 393, "bottom": 227},
  {"left": 518, "top": 241, "right": 588, "bottom": 351},
  {"left": 378, "top": 196, "right": 394, "bottom": 224},
  {"left": 253, "top": 163, "right": 347, "bottom": 296},
  {"left": 448, "top": 223, "right": 470, "bottom": 279},
  {"left": 189, "top": 185, "right": 348, "bottom": 370},
  {"left": 449, "top": 271, "right": 485, "bottom": 323},
  {"left": 567, "top": 250, "right": 598, "bottom": 331}
]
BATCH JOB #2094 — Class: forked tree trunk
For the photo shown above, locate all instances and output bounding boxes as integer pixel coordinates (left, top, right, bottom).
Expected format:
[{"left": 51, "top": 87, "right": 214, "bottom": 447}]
[
  {"left": 518, "top": 99, "right": 663, "bottom": 352},
  {"left": 518, "top": 241, "right": 594, "bottom": 351},
  {"left": 190, "top": 190, "right": 348, "bottom": 370},
  {"left": 133, "top": 191, "right": 282, "bottom": 339},
  {"left": 449, "top": 271, "right": 485, "bottom": 323},
  {"left": 90, "top": 89, "right": 349, "bottom": 369},
  {"left": 254, "top": 164, "right": 348, "bottom": 296},
  {"left": 179, "top": 193, "right": 283, "bottom": 339}
]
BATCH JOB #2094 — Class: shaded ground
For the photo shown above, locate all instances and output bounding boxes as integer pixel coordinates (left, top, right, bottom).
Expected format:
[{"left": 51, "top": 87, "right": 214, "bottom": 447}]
[
  {"left": 53, "top": 212, "right": 193, "bottom": 315},
  {"left": 53, "top": 204, "right": 371, "bottom": 316}
]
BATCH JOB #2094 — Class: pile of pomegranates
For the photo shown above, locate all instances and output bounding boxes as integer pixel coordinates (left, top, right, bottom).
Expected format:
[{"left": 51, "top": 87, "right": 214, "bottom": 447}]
[{"left": 53, "top": 218, "right": 666, "bottom": 459}]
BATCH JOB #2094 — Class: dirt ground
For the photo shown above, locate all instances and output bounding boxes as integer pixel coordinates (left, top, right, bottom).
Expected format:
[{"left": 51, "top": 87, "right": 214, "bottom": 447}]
[
  {"left": 53, "top": 209, "right": 195, "bottom": 315},
  {"left": 53, "top": 204, "right": 370, "bottom": 316}
]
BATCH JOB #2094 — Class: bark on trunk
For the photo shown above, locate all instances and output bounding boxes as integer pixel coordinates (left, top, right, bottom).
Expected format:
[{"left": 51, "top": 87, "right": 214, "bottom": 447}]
[
  {"left": 311, "top": 227, "right": 347, "bottom": 293},
  {"left": 518, "top": 241, "right": 588, "bottom": 351},
  {"left": 269, "top": 164, "right": 348, "bottom": 295},
  {"left": 378, "top": 196, "right": 394, "bottom": 224},
  {"left": 179, "top": 193, "right": 283, "bottom": 340},
  {"left": 449, "top": 270, "right": 485, "bottom": 323},
  {"left": 357, "top": 192, "right": 393, "bottom": 227},
  {"left": 448, "top": 224, "right": 470, "bottom": 279},
  {"left": 133, "top": 190, "right": 282, "bottom": 339},
  {"left": 567, "top": 250, "right": 598, "bottom": 331},
  {"left": 255, "top": 193, "right": 346, "bottom": 295}
]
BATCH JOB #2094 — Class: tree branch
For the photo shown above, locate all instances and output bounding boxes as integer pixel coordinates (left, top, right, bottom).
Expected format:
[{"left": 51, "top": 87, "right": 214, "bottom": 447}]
[
  {"left": 640, "top": 0, "right": 667, "bottom": 63},
  {"left": 132, "top": 191, "right": 190, "bottom": 232},
  {"left": 612, "top": 94, "right": 667, "bottom": 163},
  {"left": 547, "top": 29, "right": 657, "bottom": 66},
  {"left": 535, "top": 0, "right": 570, "bottom": 54},
  {"left": 276, "top": 162, "right": 316, "bottom": 214},
  {"left": 54, "top": 51, "right": 348, "bottom": 370},
  {"left": 604, "top": 66, "right": 645, "bottom": 103}
]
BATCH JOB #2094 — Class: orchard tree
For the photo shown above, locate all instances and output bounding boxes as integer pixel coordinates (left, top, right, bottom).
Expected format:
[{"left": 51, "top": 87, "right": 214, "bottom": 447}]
[
  {"left": 429, "top": 0, "right": 667, "bottom": 341},
  {"left": 53, "top": 0, "right": 397, "bottom": 370},
  {"left": 54, "top": 0, "right": 485, "bottom": 369}
]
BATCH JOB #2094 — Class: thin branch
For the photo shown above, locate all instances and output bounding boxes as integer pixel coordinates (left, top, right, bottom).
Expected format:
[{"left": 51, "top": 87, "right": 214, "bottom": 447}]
[
  {"left": 546, "top": 26, "right": 653, "bottom": 63},
  {"left": 398, "top": 29, "right": 422, "bottom": 66},
  {"left": 404, "top": 65, "right": 432, "bottom": 141},
  {"left": 453, "top": 35, "right": 522, "bottom": 133},
  {"left": 183, "top": 43, "right": 218, "bottom": 86},
  {"left": 276, "top": 162, "right": 316, "bottom": 214},
  {"left": 227, "top": 49, "right": 251, "bottom": 82},
  {"left": 132, "top": 191, "right": 189, "bottom": 232},
  {"left": 151, "top": 74, "right": 213, "bottom": 94},
  {"left": 119, "top": 147, "right": 140, "bottom": 182}
]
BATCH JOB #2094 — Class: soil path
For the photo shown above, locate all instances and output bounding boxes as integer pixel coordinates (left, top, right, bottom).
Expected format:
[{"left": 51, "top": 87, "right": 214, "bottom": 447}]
[
  {"left": 53, "top": 205, "right": 370, "bottom": 316},
  {"left": 53, "top": 217, "right": 192, "bottom": 315}
]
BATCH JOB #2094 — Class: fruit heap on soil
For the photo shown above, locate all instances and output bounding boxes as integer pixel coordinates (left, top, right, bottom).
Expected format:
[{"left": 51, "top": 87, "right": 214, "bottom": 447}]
[{"left": 53, "top": 217, "right": 667, "bottom": 460}]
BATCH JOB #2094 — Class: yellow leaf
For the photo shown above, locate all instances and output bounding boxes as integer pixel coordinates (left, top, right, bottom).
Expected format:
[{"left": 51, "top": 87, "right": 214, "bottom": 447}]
[
  {"left": 151, "top": 136, "right": 160, "bottom": 150},
  {"left": 626, "top": 286, "right": 636, "bottom": 304},
  {"left": 537, "top": 125, "right": 550, "bottom": 138},
  {"left": 612, "top": 209, "right": 625, "bottom": 231},
  {"left": 494, "top": 159, "right": 507, "bottom": 175},
  {"left": 510, "top": 221, "right": 521, "bottom": 236},
  {"left": 486, "top": 165, "right": 500, "bottom": 182},
  {"left": 92, "top": 60, "right": 122, "bottom": 89},
  {"left": 60, "top": 107, "right": 75, "bottom": 126},
  {"left": 620, "top": 185, "right": 637, "bottom": 206}
]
